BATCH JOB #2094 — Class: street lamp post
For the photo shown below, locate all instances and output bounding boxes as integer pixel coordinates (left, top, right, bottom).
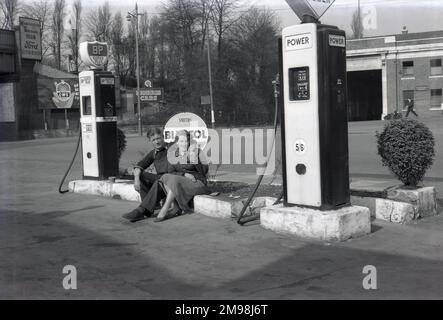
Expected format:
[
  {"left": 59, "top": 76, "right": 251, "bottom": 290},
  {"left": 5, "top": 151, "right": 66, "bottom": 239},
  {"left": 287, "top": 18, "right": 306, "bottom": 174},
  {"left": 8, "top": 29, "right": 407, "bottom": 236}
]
[
  {"left": 207, "top": 27, "right": 215, "bottom": 129},
  {"left": 127, "top": 3, "right": 144, "bottom": 136}
]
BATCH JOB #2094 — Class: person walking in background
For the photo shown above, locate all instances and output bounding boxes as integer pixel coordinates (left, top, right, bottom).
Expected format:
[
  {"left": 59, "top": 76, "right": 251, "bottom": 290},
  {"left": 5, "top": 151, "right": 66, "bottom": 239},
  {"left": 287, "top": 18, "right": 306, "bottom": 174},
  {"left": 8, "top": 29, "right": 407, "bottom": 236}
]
[{"left": 405, "top": 98, "right": 418, "bottom": 118}]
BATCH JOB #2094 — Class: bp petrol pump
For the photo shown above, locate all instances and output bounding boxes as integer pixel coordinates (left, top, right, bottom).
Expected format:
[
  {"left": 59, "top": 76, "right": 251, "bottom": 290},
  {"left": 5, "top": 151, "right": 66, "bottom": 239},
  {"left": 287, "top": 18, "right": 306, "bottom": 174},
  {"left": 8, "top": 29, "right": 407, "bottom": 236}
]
[
  {"left": 280, "top": 0, "right": 350, "bottom": 210},
  {"left": 78, "top": 41, "right": 118, "bottom": 180}
]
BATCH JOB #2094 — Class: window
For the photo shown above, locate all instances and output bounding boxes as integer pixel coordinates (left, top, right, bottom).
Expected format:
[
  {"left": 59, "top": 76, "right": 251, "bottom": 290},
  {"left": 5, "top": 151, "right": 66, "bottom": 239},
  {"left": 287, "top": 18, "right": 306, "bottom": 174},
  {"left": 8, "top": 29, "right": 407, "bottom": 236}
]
[
  {"left": 403, "top": 90, "right": 414, "bottom": 110},
  {"left": 430, "top": 59, "right": 442, "bottom": 75},
  {"left": 402, "top": 61, "right": 414, "bottom": 76},
  {"left": 431, "top": 89, "right": 442, "bottom": 108}
]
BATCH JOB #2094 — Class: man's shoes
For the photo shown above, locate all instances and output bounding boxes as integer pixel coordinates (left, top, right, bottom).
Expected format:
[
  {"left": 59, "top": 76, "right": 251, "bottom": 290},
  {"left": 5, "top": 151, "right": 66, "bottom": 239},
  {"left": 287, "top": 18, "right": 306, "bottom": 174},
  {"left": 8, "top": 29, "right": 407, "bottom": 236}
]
[{"left": 123, "top": 207, "right": 148, "bottom": 223}]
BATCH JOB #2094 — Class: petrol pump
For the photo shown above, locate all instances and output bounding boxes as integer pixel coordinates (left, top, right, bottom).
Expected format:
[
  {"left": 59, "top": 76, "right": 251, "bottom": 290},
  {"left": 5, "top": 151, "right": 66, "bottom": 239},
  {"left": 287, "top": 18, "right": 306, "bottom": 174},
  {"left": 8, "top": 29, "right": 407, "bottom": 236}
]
[
  {"left": 279, "top": 13, "right": 350, "bottom": 210},
  {"left": 78, "top": 41, "right": 118, "bottom": 180}
]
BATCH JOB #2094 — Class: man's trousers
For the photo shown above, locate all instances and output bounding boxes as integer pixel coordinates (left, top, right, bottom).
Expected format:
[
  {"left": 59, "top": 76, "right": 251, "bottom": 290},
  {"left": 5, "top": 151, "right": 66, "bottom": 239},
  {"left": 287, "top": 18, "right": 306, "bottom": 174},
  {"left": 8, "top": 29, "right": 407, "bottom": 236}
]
[{"left": 138, "top": 172, "right": 166, "bottom": 214}]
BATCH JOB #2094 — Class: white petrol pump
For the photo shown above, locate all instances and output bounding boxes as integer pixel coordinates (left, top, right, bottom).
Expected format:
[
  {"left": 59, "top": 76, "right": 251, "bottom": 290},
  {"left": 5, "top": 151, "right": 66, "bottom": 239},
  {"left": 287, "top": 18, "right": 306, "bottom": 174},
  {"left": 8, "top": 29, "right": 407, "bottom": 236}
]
[
  {"left": 280, "top": 7, "right": 350, "bottom": 210},
  {"left": 78, "top": 41, "right": 118, "bottom": 180}
]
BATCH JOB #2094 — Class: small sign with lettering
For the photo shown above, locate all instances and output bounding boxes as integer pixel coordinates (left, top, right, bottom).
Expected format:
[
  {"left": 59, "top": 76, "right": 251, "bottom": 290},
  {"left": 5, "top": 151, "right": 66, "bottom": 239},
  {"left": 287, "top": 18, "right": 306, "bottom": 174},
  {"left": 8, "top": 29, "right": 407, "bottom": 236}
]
[
  {"left": 285, "top": 33, "right": 312, "bottom": 51},
  {"left": 329, "top": 34, "right": 346, "bottom": 48}
]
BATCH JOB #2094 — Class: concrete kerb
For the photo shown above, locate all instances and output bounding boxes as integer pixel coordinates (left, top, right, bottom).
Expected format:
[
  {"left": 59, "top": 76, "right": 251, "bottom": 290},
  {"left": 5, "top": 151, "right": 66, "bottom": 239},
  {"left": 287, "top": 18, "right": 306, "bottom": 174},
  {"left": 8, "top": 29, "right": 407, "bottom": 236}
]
[
  {"left": 69, "top": 179, "right": 278, "bottom": 219},
  {"left": 69, "top": 180, "right": 141, "bottom": 202},
  {"left": 350, "top": 180, "right": 439, "bottom": 224}
]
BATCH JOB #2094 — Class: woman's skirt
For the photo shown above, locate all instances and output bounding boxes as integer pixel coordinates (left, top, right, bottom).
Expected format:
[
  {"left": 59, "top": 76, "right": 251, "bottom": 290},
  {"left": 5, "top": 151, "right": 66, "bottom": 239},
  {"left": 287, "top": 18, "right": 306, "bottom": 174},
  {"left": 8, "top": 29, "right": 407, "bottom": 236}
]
[{"left": 160, "top": 174, "right": 210, "bottom": 211}]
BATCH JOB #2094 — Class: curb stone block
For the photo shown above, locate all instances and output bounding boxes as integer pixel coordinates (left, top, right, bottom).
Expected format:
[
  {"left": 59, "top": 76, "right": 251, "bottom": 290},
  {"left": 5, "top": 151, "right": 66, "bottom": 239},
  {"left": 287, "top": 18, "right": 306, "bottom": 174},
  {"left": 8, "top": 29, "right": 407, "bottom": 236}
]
[
  {"left": 387, "top": 186, "right": 437, "bottom": 218},
  {"left": 375, "top": 199, "right": 417, "bottom": 224}
]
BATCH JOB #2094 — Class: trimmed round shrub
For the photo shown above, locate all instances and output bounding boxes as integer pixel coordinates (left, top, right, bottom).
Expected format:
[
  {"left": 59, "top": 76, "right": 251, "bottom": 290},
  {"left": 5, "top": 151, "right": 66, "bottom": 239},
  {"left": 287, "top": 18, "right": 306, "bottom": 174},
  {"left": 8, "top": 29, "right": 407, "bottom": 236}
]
[
  {"left": 376, "top": 119, "right": 435, "bottom": 187},
  {"left": 117, "top": 127, "right": 127, "bottom": 164}
]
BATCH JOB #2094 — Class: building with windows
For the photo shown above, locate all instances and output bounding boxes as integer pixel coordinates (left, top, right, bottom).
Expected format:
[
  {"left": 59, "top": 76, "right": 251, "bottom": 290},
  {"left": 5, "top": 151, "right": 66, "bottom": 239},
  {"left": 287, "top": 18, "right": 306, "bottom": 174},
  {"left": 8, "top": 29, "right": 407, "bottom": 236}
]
[{"left": 346, "top": 29, "right": 443, "bottom": 121}]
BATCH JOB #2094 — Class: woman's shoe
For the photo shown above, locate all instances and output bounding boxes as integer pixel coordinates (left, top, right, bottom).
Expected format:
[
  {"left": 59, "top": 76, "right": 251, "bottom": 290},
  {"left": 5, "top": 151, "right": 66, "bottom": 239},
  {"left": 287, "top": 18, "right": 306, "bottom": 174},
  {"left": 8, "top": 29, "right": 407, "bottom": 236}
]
[{"left": 154, "top": 206, "right": 180, "bottom": 223}]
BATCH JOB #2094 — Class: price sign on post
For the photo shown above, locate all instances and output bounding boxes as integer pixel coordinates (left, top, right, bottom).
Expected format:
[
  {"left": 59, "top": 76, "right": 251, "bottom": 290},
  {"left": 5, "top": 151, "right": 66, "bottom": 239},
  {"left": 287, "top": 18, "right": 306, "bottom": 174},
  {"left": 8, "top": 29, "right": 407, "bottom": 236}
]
[{"left": 136, "top": 88, "right": 164, "bottom": 102}]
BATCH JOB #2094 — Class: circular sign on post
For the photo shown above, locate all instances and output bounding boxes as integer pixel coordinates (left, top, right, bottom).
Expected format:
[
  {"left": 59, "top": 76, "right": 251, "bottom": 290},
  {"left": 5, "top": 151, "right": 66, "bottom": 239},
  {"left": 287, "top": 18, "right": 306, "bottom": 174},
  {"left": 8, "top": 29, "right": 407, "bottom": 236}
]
[
  {"left": 79, "top": 41, "right": 108, "bottom": 69},
  {"left": 164, "top": 113, "right": 209, "bottom": 150}
]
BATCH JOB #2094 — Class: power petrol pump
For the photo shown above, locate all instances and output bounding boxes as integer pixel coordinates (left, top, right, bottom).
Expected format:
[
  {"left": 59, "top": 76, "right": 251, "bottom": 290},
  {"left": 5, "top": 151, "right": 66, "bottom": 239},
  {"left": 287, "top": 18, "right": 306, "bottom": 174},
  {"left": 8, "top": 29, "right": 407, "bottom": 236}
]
[
  {"left": 280, "top": 1, "right": 350, "bottom": 210},
  {"left": 78, "top": 41, "right": 118, "bottom": 180}
]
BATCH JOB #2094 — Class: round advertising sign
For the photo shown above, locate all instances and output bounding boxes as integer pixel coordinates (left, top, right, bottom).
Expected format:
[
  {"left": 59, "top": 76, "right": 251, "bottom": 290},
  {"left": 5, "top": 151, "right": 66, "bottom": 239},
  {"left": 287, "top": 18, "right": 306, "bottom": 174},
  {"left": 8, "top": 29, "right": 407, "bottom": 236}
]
[
  {"left": 79, "top": 41, "right": 108, "bottom": 69},
  {"left": 164, "top": 113, "right": 209, "bottom": 150}
]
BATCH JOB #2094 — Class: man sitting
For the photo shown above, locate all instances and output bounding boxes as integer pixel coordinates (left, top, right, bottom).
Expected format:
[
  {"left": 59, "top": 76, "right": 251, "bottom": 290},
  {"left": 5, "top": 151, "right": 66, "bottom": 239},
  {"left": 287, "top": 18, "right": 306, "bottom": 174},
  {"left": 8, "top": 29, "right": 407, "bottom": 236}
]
[{"left": 123, "top": 128, "right": 169, "bottom": 222}]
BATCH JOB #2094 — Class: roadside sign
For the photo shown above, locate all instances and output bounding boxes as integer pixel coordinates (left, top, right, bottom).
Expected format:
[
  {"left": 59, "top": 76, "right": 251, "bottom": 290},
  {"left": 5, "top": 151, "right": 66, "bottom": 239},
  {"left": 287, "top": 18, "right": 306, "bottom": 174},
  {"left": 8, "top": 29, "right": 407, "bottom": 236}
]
[
  {"left": 285, "top": 0, "right": 335, "bottom": 21},
  {"left": 164, "top": 112, "right": 209, "bottom": 150},
  {"left": 136, "top": 88, "right": 164, "bottom": 102},
  {"left": 19, "top": 17, "right": 42, "bottom": 61},
  {"left": 79, "top": 41, "right": 108, "bottom": 69},
  {"left": 144, "top": 80, "right": 152, "bottom": 88}
]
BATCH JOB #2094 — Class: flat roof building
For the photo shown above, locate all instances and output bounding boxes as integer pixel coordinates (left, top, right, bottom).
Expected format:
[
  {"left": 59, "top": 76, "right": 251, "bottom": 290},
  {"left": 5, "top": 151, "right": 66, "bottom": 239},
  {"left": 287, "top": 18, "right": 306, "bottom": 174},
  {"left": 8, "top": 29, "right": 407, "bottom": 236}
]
[{"left": 347, "top": 29, "right": 443, "bottom": 121}]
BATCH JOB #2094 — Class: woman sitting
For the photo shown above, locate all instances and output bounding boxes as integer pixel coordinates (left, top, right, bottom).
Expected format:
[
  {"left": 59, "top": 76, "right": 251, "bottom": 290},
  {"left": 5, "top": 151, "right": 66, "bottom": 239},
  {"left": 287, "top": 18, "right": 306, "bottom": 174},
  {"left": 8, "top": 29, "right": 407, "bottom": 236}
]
[{"left": 155, "top": 130, "right": 210, "bottom": 222}]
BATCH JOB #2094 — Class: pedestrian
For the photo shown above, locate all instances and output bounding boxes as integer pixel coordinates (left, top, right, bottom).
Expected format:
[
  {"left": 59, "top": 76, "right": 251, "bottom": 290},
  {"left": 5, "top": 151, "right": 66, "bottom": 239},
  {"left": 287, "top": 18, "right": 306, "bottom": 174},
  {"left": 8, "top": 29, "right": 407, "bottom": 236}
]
[
  {"left": 405, "top": 98, "right": 418, "bottom": 118},
  {"left": 122, "top": 127, "right": 169, "bottom": 223}
]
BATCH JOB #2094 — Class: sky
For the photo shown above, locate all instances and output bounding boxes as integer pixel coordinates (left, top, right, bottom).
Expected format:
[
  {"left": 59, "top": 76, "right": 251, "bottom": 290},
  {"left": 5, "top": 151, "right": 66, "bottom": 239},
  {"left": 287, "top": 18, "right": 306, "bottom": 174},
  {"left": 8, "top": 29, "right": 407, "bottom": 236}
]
[{"left": 51, "top": 0, "right": 443, "bottom": 37}]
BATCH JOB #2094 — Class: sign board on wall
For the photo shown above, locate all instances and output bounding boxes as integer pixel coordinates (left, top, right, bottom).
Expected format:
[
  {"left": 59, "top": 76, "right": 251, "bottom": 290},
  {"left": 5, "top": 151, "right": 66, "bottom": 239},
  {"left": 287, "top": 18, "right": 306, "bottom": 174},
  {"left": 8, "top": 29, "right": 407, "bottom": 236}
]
[
  {"left": 19, "top": 17, "right": 42, "bottom": 61},
  {"left": 37, "top": 78, "right": 80, "bottom": 109}
]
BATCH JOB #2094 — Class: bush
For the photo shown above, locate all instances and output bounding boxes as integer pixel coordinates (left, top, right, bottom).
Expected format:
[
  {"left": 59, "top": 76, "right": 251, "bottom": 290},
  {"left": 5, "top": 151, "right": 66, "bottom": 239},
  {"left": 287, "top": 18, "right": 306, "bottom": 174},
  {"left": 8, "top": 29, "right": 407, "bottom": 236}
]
[
  {"left": 376, "top": 119, "right": 435, "bottom": 187},
  {"left": 117, "top": 127, "right": 127, "bottom": 165}
]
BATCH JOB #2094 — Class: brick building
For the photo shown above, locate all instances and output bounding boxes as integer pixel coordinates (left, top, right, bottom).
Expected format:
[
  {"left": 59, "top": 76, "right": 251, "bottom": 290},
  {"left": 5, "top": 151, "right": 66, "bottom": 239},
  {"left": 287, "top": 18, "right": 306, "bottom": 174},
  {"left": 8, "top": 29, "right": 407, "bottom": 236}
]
[
  {"left": 347, "top": 29, "right": 443, "bottom": 121},
  {"left": 5, "top": 25, "right": 443, "bottom": 140}
]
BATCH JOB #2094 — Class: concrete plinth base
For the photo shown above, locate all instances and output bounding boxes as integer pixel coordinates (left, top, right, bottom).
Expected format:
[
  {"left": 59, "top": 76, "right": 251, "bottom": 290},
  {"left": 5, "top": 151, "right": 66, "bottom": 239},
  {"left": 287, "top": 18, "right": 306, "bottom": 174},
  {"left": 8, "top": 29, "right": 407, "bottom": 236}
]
[{"left": 260, "top": 205, "right": 371, "bottom": 242}]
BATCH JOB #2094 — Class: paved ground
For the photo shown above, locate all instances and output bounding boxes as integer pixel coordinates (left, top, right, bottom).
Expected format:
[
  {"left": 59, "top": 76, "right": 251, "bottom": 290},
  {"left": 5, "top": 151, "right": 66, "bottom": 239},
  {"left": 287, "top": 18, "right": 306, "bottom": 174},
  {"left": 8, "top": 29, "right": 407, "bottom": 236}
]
[{"left": 0, "top": 119, "right": 443, "bottom": 299}]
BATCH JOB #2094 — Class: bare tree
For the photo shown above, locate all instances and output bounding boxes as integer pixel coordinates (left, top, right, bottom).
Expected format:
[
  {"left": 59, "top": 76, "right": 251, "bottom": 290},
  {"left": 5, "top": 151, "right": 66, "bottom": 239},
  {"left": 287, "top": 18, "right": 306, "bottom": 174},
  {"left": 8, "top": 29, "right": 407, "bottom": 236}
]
[
  {"left": 51, "top": 0, "right": 65, "bottom": 69},
  {"left": 21, "top": 0, "right": 52, "bottom": 58},
  {"left": 350, "top": 9, "right": 363, "bottom": 39},
  {"left": 0, "top": 0, "right": 20, "bottom": 30},
  {"left": 84, "top": 1, "right": 113, "bottom": 42},
  {"left": 66, "top": 0, "right": 82, "bottom": 72},
  {"left": 110, "top": 11, "right": 129, "bottom": 79},
  {"left": 211, "top": 0, "right": 238, "bottom": 58}
]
